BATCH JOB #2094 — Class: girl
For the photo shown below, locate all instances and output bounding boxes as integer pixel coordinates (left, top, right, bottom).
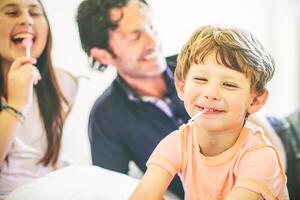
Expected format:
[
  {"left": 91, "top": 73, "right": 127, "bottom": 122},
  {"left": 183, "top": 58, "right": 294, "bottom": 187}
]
[{"left": 0, "top": 0, "right": 77, "bottom": 198}]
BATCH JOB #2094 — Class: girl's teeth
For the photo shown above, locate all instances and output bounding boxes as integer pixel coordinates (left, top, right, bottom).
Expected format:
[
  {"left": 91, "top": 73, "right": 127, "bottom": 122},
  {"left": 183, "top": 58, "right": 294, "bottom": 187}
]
[{"left": 13, "top": 33, "right": 33, "bottom": 40}]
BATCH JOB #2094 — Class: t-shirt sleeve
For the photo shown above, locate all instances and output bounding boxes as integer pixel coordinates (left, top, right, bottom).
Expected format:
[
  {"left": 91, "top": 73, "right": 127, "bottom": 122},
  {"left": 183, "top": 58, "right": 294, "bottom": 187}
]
[
  {"left": 146, "top": 131, "right": 182, "bottom": 176},
  {"left": 234, "top": 146, "right": 288, "bottom": 200}
]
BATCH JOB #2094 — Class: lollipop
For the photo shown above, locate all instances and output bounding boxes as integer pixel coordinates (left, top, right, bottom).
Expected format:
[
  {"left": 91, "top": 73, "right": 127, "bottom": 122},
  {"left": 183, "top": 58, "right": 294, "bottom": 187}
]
[
  {"left": 22, "top": 37, "right": 33, "bottom": 58},
  {"left": 187, "top": 109, "right": 207, "bottom": 125}
]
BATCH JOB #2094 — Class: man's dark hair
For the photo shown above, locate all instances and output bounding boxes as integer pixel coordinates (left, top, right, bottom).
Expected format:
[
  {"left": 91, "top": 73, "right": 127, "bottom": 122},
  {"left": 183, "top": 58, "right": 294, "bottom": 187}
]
[{"left": 76, "top": 0, "right": 147, "bottom": 70}]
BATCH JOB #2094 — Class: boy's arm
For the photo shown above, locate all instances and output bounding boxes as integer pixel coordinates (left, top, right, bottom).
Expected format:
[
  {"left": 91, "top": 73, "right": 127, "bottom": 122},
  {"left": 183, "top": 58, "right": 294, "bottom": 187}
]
[
  {"left": 226, "top": 187, "right": 263, "bottom": 200},
  {"left": 129, "top": 164, "right": 174, "bottom": 200}
]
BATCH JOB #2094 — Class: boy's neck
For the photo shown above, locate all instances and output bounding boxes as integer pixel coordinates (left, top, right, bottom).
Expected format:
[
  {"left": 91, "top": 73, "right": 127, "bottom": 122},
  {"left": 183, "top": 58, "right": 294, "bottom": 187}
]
[{"left": 195, "top": 124, "right": 244, "bottom": 157}]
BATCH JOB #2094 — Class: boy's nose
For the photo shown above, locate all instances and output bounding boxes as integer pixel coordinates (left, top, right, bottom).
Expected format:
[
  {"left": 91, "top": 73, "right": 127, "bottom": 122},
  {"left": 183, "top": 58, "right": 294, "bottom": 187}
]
[
  {"left": 204, "top": 95, "right": 220, "bottom": 101},
  {"left": 203, "top": 85, "right": 221, "bottom": 101}
]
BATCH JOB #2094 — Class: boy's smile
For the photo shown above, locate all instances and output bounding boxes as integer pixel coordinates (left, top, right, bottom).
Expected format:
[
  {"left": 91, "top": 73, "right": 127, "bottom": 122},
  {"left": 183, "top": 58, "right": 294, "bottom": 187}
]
[
  {"left": 176, "top": 53, "right": 258, "bottom": 133},
  {"left": 197, "top": 106, "right": 225, "bottom": 114}
]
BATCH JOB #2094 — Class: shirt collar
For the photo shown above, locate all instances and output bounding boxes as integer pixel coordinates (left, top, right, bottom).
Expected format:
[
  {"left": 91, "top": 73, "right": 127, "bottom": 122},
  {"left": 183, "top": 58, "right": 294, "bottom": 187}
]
[{"left": 115, "top": 67, "right": 175, "bottom": 103}]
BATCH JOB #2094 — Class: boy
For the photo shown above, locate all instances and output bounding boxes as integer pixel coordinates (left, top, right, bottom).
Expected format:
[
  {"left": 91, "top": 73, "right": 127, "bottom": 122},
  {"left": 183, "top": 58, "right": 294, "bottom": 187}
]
[{"left": 130, "top": 25, "right": 289, "bottom": 199}]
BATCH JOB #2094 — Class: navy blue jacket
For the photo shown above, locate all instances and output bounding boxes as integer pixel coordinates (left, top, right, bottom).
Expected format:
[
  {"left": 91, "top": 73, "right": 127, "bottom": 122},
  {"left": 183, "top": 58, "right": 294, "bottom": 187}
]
[
  {"left": 268, "top": 111, "right": 300, "bottom": 200},
  {"left": 88, "top": 56, "right": 189, "bottom": 198}
]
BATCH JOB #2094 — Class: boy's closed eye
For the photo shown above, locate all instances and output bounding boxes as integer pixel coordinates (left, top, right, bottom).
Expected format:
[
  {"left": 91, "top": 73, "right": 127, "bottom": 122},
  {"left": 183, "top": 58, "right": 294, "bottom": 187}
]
[
  {"left": 223, "top": 82, "right": 240, "bottom": 89},
  {"left": 193, "top": 77, "right": 208, "bottom": 83}
]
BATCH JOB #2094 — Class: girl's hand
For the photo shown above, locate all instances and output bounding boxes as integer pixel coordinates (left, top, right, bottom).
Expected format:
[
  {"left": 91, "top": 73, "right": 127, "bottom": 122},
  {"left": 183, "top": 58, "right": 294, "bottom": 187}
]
[{"left": 6, "top": 56, "right": 41, "bottom": 115}]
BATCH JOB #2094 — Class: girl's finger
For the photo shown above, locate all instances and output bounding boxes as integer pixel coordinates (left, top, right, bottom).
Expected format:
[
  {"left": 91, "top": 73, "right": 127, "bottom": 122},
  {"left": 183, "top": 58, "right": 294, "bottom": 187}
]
[{"left": 10, "top": 57, "right": 37, "bottom": 70}]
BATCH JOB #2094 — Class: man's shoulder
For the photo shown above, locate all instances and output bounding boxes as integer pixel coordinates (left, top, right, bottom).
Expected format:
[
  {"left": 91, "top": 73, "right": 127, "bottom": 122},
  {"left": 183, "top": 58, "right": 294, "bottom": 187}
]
[
  {"left": 286, "top": 110, "right": 300, "bottom": 131},
  {"left": 166, "top": 54, "right": 178, "bottom": 72},
  {"left": 90, "top": 83, "right": 124, "bottom": 115},
  {"left": 268, "top": 111, "right": 300, "bottom": 199},
  {"left": 267, "top": 110, "right": 300, "bottom": 134}
]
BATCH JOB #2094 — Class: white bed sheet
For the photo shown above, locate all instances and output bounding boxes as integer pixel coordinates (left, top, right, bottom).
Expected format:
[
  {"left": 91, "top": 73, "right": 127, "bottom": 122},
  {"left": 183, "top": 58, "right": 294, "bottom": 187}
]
[{"left": 6, "top": 165, "right": 138, "bottom": 200}]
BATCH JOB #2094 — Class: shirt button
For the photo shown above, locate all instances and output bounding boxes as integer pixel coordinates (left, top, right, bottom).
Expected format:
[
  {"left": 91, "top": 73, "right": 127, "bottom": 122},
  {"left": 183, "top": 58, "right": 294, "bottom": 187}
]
[
  {"left": 165, "top": 97, "right": 171, "bottom": 104},
  {"left": 177, "top": 118, "right": 184, "bottom": 125}
]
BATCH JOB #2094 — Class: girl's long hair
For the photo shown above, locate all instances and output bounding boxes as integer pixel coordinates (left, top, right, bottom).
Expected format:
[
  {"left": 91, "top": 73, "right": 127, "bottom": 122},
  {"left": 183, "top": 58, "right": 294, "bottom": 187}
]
[{"left": 0, "top": 0, "right": 68, "bottom": 167}]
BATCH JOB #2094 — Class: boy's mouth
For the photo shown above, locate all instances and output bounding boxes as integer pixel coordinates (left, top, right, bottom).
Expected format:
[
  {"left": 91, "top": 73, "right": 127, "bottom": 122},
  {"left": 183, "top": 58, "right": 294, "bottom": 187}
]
[{"left": 197, "top": 106, "right": 224, "bottom": 113}]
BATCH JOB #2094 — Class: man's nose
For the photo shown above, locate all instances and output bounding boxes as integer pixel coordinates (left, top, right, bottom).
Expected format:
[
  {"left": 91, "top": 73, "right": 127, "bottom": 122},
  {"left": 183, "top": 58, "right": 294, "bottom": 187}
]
[{"left": 144, "top": 27, "right": 157, "bottom": 49}]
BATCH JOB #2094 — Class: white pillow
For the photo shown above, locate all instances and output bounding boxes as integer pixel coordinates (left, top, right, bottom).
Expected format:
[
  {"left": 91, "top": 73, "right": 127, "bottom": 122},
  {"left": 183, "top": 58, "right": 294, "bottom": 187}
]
[{"left": 6, "top": 166, "right": 138, "bottom": 200}]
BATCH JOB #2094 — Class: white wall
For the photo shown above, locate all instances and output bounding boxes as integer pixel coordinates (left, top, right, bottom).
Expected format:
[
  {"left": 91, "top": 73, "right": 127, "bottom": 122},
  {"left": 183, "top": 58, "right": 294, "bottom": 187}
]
[
  {"left": 148, "top": 0, "right": 300, "bottom": 117},
  {"left": 41, "top": 0, "right": 300, "bottom": 165}
]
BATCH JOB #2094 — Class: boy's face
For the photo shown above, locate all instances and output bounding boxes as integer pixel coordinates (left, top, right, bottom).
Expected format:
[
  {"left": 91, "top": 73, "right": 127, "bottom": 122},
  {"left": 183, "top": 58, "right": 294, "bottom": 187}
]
[{"left": 175, "top": 53, "right": 268, "bottom": 132}]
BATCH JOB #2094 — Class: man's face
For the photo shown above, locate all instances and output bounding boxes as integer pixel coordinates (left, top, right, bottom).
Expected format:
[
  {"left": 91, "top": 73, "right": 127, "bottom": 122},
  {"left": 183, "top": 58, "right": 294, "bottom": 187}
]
[{"left": 108, "top": 1, "right": 166, "bottom": 79}]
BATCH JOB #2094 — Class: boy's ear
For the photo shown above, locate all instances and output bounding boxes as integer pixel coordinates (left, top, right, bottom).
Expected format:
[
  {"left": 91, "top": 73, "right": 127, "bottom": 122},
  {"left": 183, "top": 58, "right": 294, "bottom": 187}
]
[
  {"left": 175, "top": 79, "right": 185, "bottom": 101},
  {"left": 90, "top": 47, "right": 115, "bottom": 66},
  {"left": 247, "top": 90, "right": 269, "bottom": 114}
]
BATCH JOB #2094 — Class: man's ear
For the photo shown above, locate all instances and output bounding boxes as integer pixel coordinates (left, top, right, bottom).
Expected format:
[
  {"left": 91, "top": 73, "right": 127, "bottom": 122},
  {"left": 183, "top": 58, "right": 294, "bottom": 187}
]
[
  {"left": 175, "top": 79, "right": 185, "bottom": 101},
  {"left": 247, "top": 90, "right": 269, "bottom": 114},
  {"left": 90, "top": 47, "right": 115, "bottom": 66}
]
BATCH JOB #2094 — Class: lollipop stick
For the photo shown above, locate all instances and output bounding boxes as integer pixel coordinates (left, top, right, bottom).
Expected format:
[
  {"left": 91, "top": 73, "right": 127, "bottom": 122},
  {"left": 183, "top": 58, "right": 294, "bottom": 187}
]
[
  {"left": 187, "top": 109, "right": 207, "bottom": 124},
  {"left": 22, "top": 38, "right": 33, "bottom": 58}
]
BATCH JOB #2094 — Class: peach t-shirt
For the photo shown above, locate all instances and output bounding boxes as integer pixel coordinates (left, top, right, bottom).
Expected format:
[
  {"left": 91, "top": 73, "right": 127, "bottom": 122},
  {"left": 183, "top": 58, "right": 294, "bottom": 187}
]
[{"left": 147, "top": 122, "right": 289, "bottom": 200}]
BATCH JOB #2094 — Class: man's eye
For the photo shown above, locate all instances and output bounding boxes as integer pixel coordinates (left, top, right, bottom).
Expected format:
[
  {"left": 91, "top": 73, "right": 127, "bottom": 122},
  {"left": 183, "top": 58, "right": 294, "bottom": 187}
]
[
  {"left": 133, "top": 33, "right": 141, "bottom": 41},
  {"left": 127, "top": 32, "right": 141, "bottom": 41}
]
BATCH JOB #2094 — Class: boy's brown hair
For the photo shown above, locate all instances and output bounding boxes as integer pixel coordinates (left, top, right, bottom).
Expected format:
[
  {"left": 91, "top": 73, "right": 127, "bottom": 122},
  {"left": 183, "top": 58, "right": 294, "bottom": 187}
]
[{"left": 174, "top": 25, "right": 275, "bottom": 93}]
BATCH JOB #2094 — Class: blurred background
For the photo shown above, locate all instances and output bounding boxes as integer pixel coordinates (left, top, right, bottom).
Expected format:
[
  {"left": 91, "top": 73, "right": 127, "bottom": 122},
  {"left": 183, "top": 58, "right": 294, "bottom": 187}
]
[{"left": 41, "top": 0, "right": 300, "bottom": 165}]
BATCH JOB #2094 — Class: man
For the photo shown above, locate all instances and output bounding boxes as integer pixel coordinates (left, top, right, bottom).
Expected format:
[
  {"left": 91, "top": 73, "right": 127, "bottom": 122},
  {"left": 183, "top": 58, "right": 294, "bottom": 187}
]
[
  {"left": 252, "top": 110, "right": 300, "bottom": 199},
  {"left": 76, "top": 0, "right": 189, "bottom": 198},
  {"left": 267, "top": 110, "right": 300, "bottom": 200}
]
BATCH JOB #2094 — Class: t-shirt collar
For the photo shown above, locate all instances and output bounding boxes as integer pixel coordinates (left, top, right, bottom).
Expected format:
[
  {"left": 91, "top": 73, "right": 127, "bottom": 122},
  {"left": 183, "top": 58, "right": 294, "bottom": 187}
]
[{"left": 115, "top": 67, "right": 175, "bottom": 103}]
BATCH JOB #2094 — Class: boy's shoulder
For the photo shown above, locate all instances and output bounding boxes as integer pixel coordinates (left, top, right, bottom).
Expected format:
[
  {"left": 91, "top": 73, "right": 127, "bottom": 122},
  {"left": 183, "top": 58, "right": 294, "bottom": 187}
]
[
  {"left": 236, "top": 122, "right": 283, "bottom": 173},
  {"left": 158, "top": 125, "right": 193, "bottom": 151},
  {"left": 161, "top": 129, "right": 182, "bottom": 144},
  {"left": 238, "top": 122, "right": 274, "bottom": 154}
]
